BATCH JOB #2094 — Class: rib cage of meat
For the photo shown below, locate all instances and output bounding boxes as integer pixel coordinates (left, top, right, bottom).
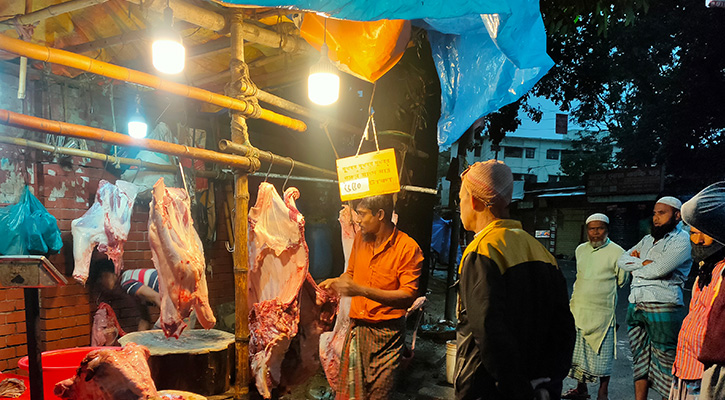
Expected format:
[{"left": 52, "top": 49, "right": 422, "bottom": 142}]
[
  {"left": 248, "top": 183, "right": 337, "bottom": 399},
  {"left": 71, "top": 180, "right": 138, "bottom": 284},
  {"left": 319, "top": 205, "right": 358, "bottom": 391},
  {"left": 148, "top": 178, "right": 216, "bottom": 338},
  {"left": 54, "top": 343, "right": 158, "bottom": 400}
]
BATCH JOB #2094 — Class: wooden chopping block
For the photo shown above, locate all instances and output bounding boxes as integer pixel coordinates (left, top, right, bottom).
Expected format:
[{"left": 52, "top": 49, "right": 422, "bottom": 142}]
[{"left": 119, "top": 329, "right": 235, "bottom": 396}]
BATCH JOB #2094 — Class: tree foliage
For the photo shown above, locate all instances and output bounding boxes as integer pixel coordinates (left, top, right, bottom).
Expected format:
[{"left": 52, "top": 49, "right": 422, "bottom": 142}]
[{"left": 533, "top": 0, "right": 725, "bottom": 189}]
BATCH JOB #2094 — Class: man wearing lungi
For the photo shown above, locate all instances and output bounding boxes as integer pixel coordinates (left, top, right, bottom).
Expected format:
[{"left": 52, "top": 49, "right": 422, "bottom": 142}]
[
  {"left": 320, "top": 194, "right": 423, "bottom": 400},
  {"left": 563, "top": 213, "right": 628, "bottom": 400},
  {"left": 454, "top": 160, "right": 575, "bottom": 400},
  {"left": 618, "top": 196, "right": 692, "bottom": 400}
]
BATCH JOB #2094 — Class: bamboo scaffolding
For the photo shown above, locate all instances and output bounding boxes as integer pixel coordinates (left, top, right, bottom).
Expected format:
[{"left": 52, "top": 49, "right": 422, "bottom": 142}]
[
  {"left": 0, "top": 109, "right": 259, "bottom": 172},
  {"left": 0, "top": 135, "right": 234, "bottom": 180},
  {"left": 0, "top": 0, "right": 109, "bottom": 28},
  {"left": 218, "top": 139, "right": 338, "bottom": 179},
  {"left": 0, "top": 34, "right": 307, "bottom": 133}
]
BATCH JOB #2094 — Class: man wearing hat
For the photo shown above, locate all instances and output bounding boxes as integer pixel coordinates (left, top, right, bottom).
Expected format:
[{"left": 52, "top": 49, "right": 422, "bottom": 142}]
[
  {"left": 563, "top": 213, "right": 628, "bottom": 400},
  {"left": 455, "top": 159, "right": 575, "bottom": 400},
  {"left": 618, "top": 196, "right": 692, "bottom": 400},
  {"left": 677, "top": 182, "right": 725, "bottom": 400}
]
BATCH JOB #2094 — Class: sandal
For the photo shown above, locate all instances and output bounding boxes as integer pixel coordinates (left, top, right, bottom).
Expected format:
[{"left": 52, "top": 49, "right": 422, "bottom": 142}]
[{"left": 561, "top": 388, "right": 590, "bottom": 399}]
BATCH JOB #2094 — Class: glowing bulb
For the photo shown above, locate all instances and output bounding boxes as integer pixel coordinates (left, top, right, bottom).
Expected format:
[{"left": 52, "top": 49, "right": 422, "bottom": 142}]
[
  {"left": 308, "top": 44, "right": 340, "bottom": 106},
  {"left": 152, "top": 39, "right": 185, "bottom": 75},
  {"left": 128, "top": 120, "right": 148, "bottom": 139}
]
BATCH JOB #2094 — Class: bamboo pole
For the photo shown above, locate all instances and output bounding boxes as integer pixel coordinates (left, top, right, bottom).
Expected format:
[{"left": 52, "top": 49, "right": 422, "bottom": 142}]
[
  {"left": 0, "top": 109, "right": 260, "bottom": 171},
  {"left": 0, "top": 34, "right": 307, "bottom": 133},
  {"left": 0, "top": 0, "right": 109, "bottom": 28},
  {"left": 218, "top": 139, "right": 338, "bottom": 179},
  {"left": 229, "top": 12, "right": 251, "bottom": 400},
  {"left": 0, "top": 135, "right": 233, "bottom": 180}
]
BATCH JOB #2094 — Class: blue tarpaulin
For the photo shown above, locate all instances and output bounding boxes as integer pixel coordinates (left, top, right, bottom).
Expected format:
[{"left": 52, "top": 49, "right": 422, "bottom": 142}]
[{"left": 216, "top": 0, "right": 553, "bottom": 150}]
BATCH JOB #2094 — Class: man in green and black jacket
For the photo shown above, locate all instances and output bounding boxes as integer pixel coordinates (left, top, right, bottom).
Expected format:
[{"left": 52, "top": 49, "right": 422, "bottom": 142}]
[{"left": 455, "top": 160, "right": 575, "bottom": 400}]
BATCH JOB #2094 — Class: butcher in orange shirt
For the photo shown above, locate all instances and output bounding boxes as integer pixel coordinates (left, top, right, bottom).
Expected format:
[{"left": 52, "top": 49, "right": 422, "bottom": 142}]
[{"left": 320, "top": 194, "right": 423, "bottom": 400}]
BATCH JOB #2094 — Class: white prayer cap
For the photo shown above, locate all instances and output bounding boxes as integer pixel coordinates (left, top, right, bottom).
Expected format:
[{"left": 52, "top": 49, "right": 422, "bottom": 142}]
[
  {"left": 657, "top": 196, "right": 682, "bottom": 210},
  {"left": 586, "top": 213, "right": 609, "bottom": 225}
]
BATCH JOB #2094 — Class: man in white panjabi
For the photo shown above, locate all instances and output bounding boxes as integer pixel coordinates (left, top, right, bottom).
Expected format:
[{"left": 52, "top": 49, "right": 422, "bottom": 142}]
[{"left": 563, "top": 213, "right": 628, "bottom": 400}]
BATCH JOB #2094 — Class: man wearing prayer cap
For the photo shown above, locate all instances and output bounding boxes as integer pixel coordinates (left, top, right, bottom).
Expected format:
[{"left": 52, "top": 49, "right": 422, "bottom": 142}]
[
  {"left": 563, "top": 213, "right": 627, "bottom": 400},
  {"left": 677, "top": 182, "right": 725, "bottom": 400},
  {"left": 618, "top": 196, "right": 692, "bottom": 400},
  {"left": 454, "top": 160, "right": 575, "bottom": 400}
]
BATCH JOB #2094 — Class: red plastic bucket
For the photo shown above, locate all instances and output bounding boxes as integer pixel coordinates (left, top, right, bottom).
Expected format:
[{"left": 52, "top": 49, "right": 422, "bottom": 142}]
[{"left": 18, "top": 347, "right": 116, "bottom": 400}]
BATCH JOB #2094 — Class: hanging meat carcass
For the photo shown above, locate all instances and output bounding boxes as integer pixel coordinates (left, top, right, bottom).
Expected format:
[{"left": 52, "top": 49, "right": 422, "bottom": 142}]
[
  {"left": 54, "top": 343, "right": 158, "bottom": 400},
  {"left": 71, "top": 180, "right": 138, "bottom": 284},
  {"left": 148, "top": 178, "right": 216, "bottom": 338},
  {"left": 248, "top": 182, "right": 337, "bottom": 398},
  {"left": 319, "top": 205, "right": 357, "bottom": 390}
]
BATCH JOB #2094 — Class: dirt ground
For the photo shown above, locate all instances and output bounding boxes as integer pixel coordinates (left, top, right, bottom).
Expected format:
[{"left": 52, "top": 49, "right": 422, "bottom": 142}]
[{"left": 278, "top": 269, "right": 455, "bottom": 400}]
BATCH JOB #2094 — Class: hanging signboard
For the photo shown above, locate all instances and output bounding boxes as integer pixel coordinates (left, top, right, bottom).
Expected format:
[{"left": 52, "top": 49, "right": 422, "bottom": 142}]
[{"left": 336, "top": 148, "right": 400, "bottom": 201}]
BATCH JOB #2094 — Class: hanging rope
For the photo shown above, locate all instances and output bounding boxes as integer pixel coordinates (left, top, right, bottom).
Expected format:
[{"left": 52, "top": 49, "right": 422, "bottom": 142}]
[{"left": 355, "top": 83, "right": 380, "bottom": 156}]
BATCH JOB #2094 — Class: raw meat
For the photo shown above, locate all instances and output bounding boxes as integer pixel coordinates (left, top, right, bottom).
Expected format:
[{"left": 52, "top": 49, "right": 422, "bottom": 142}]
[
  {"left": 319, "top": 205, "right": 358, "bottom": 390},
  {"left": 0, "top": 377, "right": 26, "bottom": 398},
  {"left": 91, "top": 302, "right": 126, "bottom": 347},
  {"left": 148, "top": 178, "right": 216, "bottom": 338},
  {"left": 71, "top": 180, "right": 138, "bottom": 284},
  {"left": 248, "top": 183, "right": 337, "bottom": 399},
  {"left": 54, "top": 343, "right": 158, "bottom": 400}
]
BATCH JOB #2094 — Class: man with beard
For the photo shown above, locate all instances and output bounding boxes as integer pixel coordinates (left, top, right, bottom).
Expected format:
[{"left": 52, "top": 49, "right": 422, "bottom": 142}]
[
  {"left": 320, "top": 194, "right": 423, "bottom": 400},
  {"left": 563, "top": 213, "right": 628, "bottom": 400},
  {"left": 618, "top": 196, "right": 692, "bottom": 400}
]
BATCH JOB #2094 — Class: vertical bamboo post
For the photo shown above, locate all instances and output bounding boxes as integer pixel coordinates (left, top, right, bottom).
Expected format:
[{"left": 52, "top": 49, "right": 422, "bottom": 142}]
[{"left": 230, "top": 10, "right": 252, "bottom": 400}]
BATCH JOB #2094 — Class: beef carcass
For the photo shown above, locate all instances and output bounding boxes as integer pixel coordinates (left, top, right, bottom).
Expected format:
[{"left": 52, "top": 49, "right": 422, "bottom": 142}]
[
  {"left": 248, "top": 183, "right": 337, "bottom": 398},
  {"left": 54, "top": 343, "right": 158, "bottom": 400},
  {"left": 148, "top": 178, "right": 216, "bottom": 338},
  {"left": 319, "top": 205, "right": 358, "bottom": 390},
  {"left": 71, "top": 180, "right": 138, "bottom": 284}
]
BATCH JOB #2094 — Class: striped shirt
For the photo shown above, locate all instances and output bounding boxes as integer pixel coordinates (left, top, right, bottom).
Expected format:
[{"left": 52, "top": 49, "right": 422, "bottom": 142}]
[
  {"left": 618, "top": 227, "right": 692, "bottom": 305},
  {"left": 673, "top": 260, "right": 725, "bottom": 380},
  {"left": 120, "top": 268, "right": 159, "bottom": 296}
]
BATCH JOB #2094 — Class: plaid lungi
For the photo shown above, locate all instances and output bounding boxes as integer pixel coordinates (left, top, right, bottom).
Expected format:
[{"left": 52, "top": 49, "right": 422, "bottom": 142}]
[
  {"left": 627, "top": 302, "right": 687, "bottom": 398},
  {"left": 336, "top": 318, "right": 405, "bottom": 400},
  {"left": 569, "top": 325, "right": 615, "bottom": 383},
  {"left": 669, "top": 377, "right": 701, "bottom": 400}
]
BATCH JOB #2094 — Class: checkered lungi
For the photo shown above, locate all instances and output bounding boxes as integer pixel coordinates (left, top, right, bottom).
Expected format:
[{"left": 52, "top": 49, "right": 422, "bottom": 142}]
[
  {"left": 627, "top": 302, "right": 687, "bottom": 398},
  {"left": 569, "top": 325, "right": 615, "bottom": 383},
  {"left": 669, "top": 377, "right": 701, "bottom": 400},
  {"left": 336, "top": 318, "right": 405, "bottom": 400}
]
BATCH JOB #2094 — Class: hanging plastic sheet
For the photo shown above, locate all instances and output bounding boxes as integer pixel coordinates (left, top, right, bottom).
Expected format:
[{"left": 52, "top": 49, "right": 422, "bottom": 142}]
[
  {"left": 0, "top": 186, "right": 63, "bottom": 255},
  {"left": 299, "top": 13, "right": 410, "bottom": 82}
]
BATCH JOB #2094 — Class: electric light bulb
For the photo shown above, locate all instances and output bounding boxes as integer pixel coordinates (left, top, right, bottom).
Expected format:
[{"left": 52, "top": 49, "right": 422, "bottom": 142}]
[{"left": 152, "top": 39, "right": 185, "bottom": 75}]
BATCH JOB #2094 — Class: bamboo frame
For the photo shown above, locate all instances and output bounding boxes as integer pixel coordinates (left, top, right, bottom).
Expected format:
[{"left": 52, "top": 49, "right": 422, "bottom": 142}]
[
  {"left": 0, "top": 34, "right": 307, "bottom": 133},
  {"left": 0, "top": 109, "right": 260, "bottom": 171},
  {"left": 218, "top": 139, "right": 338, "bottom": 179}
]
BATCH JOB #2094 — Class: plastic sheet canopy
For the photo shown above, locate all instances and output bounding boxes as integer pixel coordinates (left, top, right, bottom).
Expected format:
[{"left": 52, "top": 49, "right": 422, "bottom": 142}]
[{"left": 214, "top": 0, "right": 553, "bottom": 150}]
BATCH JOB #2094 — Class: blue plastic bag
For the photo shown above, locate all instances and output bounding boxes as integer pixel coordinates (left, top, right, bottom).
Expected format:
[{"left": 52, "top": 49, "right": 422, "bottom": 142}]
[{"left": 0, "top": 186, "right": 63, "bottom": 255}]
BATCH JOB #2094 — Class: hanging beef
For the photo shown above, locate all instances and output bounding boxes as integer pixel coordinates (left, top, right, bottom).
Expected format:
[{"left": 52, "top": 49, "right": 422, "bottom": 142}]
[
  {"left": 71, "top": 180, "right": 138, "bottom": 284},
  {"left": 319, "top": 205, "right": 357, "bottom": 390},
  {"left": 248, "top": 183, "right": 337, "bottom": 399},
  {"left": 54, "top": 343, "right": 158, "bottom": 400},
  {"left": 148, "top": 178, "right": 216, "bottom": 338}
]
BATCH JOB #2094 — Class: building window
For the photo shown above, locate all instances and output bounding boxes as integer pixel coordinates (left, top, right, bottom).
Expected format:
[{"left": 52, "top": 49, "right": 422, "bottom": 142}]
[
  {"left": 504, "top": 146, "right": 523, "bottom": 158},
  {"left": 546, "top": 149, "right": 560, "bottom": 160},
  {"left": 548, "top": 175, "right": 560, "bottom": 183},
  {"left": 525, "top": 148, "right": 535, "bottom": 158}
]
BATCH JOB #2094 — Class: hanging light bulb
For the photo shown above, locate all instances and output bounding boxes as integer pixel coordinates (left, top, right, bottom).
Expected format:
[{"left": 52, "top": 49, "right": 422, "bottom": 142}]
[
  {"left": 308, "top": 19, "right": 339, "bottom": 106},
  {"left": 152, "top": 6, "right": 185, "bottom": 75},
  {"left": 128, "top": 95, "right": 148, "bottom": 139}
]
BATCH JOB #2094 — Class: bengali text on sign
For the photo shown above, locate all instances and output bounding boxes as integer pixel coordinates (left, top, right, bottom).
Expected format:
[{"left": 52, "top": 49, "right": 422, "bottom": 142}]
[{"left": 336, "top": 148, "right": 400, "bottom": 202}]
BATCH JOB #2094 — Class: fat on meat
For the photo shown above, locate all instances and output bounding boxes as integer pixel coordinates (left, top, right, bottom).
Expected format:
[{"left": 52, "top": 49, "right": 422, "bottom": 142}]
[
  {"left": 54, "top": 343, "right": 158, "bottom": 400},
  {"left": 71, "top": 180, "right": 138, "bottom": 284},
  {"left": 319, "top": 205, "right": 358, "bottom": 390},
  {"left": 248, "top": 183, "right": 337, "bottom": 399},
  {"left": 148, "top": 178, "right": 216, "bottom": 338}
]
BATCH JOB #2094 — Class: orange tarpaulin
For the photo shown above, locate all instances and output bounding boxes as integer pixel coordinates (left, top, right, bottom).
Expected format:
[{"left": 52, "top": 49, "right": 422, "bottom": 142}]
[{"left": 300, "top": 14, "right": 410, "bottom": 83}]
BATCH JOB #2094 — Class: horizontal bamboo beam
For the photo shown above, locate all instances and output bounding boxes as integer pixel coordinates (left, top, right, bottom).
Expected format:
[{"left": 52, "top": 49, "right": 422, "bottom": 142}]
[
  {"left": 0, "top": 0, "right": 109, "bottom": 29},
  {"left": 0, "top": 135, "right": 233, "bottom": 180},
  {"left": 218, "top": 139, "right": 337, "bottom": 179},
  {"left": 0, "top": 109, "right": 260, "bottom": 172},
  {"left": 0, "top": 34, "right": 307, "bottom": 132}
]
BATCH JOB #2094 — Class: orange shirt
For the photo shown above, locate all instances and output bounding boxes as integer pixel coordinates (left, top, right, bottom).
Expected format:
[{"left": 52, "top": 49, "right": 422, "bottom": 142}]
[{"left": 347, "top": 228, "right": 423, "bottom": 323}]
